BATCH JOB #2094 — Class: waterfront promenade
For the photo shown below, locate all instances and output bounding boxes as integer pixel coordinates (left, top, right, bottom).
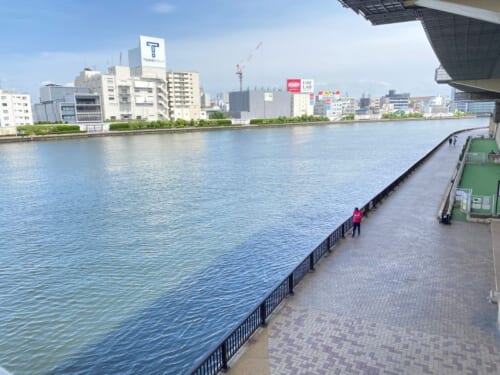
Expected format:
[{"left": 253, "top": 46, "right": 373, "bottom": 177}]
[{"left": 230, "top": 131, "right": 500, "bottom": 374}]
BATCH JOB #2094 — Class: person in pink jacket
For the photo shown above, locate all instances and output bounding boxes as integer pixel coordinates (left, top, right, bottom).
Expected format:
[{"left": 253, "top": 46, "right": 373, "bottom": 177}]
[{"left": 352, "top": 207, "right": 363, "bottom": 237}]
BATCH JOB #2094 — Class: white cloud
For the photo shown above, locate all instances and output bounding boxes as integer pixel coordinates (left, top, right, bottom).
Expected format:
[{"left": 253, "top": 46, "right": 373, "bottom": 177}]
[
  {"left": 0, "top": 12, "right": 451, "bottom": 101},
  {"left": 166, "top": 14, "right": 447, "bottom": 97},
  {"left": 151, "top": 2, "right": 175, "bottom": 14}
]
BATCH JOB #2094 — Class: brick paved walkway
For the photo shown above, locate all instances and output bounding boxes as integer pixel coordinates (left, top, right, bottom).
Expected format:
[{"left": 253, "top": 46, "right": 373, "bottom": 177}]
[{"left": 230, "top": 131, "right": 500, "bottom": 375}]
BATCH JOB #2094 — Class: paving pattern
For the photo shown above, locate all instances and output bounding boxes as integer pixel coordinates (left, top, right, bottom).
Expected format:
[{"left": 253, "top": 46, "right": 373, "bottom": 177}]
[
  {"left": 269, "top": 306, "right": 499, "bottom": 374},
  {"left": 230, "top": 132, "right": 500, "bottom": 375}
]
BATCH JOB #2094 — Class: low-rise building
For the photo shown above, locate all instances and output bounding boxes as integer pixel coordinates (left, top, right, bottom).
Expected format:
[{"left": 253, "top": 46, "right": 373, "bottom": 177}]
[
  {"left": 0, "top": 89, "right": 33, "bottom": 127},
  {"left": 75, "top": 66, "right": 168, "bottom": 122},
  {"left": 33, "top": 84, "right": 102, "bottom": 125},
  {"left": 229, "top": 90, "right": 292, "bottom": 120},
  {"left": 382, "top": 89, "right": 410, "bottom": 113},
  {"left": 314, "top": 97, "right": 358, "bottom": 120}
]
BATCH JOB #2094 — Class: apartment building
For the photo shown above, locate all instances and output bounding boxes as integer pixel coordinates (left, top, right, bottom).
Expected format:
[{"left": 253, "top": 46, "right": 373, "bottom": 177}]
[
  {"left": 33, "top": 84, "right": 102, "bottom": 124},
  {"left": 0, "top": 90, "right": 33, "bottom": 127},
  {"left": 291, "top": 93, "right": 314, "bottom": 117},
  {"left": 167, "top": 71, "right": 201, "bottom": 120}
]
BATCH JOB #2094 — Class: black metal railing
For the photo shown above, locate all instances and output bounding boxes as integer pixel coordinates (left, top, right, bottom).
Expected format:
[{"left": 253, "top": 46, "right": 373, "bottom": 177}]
[{"left": 188, "top": 130, "right": 480, "bottom": 375}]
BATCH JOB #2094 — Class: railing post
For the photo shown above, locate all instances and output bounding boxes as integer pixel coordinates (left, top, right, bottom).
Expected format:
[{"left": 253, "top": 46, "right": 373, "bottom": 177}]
[
  {"left": 288, "top": 273, "right": 294, "bottom": 295},
  {"left": 309, "top": 253, "right": 314, "bottom": 271},
  {"left": 260, "top": 302, "right": 267, "bottom": 326},
  {"left": 327, "top": 235, "right": 331, "bottom": 252},
  {"left": 341, "top": 223, "right": 345, "bottom": 238},
  {"left": 222, "top": 341, "right": 229, "bottom": 371}
]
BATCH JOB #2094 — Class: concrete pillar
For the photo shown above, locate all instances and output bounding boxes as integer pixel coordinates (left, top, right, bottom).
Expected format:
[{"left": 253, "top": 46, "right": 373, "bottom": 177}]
[{"left": 493, "top": 102, "right": 500, "bottom": 144}]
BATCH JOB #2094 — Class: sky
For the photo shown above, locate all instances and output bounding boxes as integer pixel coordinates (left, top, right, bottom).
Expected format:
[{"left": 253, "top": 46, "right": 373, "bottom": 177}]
[{"left": 0, "top": 0, "right": 451, "bottom": 101}]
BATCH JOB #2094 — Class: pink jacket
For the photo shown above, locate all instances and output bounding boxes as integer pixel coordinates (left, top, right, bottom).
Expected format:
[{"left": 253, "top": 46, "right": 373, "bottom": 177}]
[{"left": 353, "top": 210, "right": 363, "bottom": 223}]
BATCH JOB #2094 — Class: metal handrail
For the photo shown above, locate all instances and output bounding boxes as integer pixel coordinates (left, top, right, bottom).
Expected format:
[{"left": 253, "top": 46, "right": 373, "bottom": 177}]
[{"left": 188, "top": 129, "right": 481, "bottom": 375}]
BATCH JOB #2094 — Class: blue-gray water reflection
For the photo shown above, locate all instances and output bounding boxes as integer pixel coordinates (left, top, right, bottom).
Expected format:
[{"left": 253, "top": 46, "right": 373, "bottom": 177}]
[{"left": 0, "top": 119, "right": 485, "bottom": 374}]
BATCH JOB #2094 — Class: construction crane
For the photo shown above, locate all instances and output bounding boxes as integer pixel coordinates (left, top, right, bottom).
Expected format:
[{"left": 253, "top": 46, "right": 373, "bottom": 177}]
[{"left": 236, "top": 41, "right": 263, "bottom": 92}]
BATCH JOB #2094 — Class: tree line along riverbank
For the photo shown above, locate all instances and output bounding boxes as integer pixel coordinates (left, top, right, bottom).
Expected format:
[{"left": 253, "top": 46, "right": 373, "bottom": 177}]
[{"left": 0, "top": 115, "right": 477, "bottom": 144}]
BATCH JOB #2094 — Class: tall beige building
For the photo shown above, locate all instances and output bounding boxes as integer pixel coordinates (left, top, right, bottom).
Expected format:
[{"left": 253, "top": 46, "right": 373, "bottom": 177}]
[
  {"left": 167, "top": 71, "right": 201, "bottom": 120},
  {"left": 0, "top": 90, "right": 33, "bottom": 127},
  {"left": 75, "top": 35, "right": 201, "bottom": 122}
]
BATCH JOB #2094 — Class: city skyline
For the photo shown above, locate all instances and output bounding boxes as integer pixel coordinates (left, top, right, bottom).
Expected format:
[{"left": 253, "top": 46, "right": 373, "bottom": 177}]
[{"left": 1, "top": 0, "right": 449, "bottom": 101}]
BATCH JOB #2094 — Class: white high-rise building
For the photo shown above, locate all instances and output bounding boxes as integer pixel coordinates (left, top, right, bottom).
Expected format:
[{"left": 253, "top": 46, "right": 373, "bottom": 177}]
[
  {"left": 75, "top": 35, "right": 201, "bottom": 122},
  {"left": 0, "top": 90, "right": 33, "bottom": 127}
]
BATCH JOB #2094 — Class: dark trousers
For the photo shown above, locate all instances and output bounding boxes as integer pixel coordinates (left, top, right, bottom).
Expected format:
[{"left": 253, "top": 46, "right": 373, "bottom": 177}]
[{"left": 352, "top": 222, "right": 360, "bottom": 237}]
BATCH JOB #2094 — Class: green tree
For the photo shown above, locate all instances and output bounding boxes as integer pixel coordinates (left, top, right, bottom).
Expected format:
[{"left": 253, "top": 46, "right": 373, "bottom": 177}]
[{"left": 209, "top": 111, "right": 226, "bottom": 119}]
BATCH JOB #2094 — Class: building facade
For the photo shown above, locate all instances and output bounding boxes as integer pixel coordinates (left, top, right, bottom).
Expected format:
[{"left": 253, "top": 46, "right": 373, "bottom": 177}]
[
  {"left": 291, "top": 93, "right": 314, "bottom": 117},
  {"left": 33, "top": 84, "right": 102, "bottom": 124},
  {"left": 75, "top": 66, "right": 168, "bottom": 121},
  {"left": 74, "top": 35, "right": 201, "bottom": 122},
  {"left": 229, "top": 90, "right": 292, "bottom": 120},
  {"left": 0, "top": 90, "right": 33, "bottom": 127},
  {"left": 166, "top": 71, "right": 201, "bottom": 120},
  {"left": 314, "top": 97, "right": 358, "bottom": 120},
  {"left": 382, "top": 89, "right": 410, "bottom": 113}
]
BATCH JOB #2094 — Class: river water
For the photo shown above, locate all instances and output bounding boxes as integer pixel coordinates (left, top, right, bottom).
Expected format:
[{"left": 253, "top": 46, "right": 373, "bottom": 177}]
[{"left": 0, "top": 118, "right": 486, "bottom": 374}]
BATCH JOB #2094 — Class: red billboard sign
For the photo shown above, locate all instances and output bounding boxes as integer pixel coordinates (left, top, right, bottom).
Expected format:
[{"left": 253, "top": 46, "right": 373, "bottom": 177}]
[{"left": 287, "top": 79, "right": 302, "bottom": 93}]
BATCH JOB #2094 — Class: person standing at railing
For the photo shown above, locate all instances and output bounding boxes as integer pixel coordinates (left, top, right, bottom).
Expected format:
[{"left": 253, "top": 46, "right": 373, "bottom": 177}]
[{"left": 352, "top": 207, "right": 363, "bottom": 237}]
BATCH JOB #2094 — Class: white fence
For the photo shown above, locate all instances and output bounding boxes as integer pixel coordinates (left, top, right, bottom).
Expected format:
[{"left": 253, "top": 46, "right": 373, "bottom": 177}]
[
  {"left": 455, "top": 188, "right": 497, "bottom": 216},
  {"left": 465, "top": 152, "right": 500, "bottom": 165}
]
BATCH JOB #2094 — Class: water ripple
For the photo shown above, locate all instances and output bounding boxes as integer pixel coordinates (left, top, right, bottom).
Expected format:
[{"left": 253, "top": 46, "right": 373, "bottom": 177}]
[{"left": 0, "top": 119, "right": 485, "bottom": 374}]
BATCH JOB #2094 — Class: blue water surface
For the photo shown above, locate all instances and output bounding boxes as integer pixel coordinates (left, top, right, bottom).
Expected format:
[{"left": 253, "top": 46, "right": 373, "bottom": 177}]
[{"left": 0, "top": 118, "right": 486, "bottom": 374}]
